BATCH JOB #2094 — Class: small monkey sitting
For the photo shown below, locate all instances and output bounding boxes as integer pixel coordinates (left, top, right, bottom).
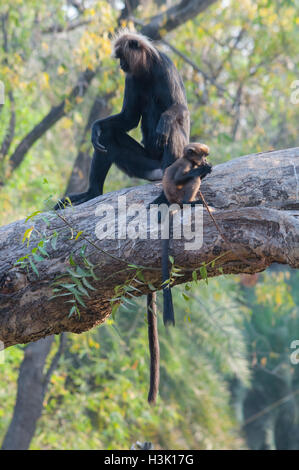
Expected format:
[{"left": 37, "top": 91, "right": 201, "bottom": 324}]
[
  {"left": 163, "top": 142, "right": 212, "bottom": 205},
  {"left": 157, "top": 142, "right": 212, "bottom": 326},
  {"left": 149, "top": 142, "right": 212, "bottom": 326},
  {"left": 145, "top": 143, "right": 212, "bottom": 405}
]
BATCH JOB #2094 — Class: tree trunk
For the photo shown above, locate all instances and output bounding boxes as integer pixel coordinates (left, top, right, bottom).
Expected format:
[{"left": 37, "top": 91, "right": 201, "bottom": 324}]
[{"left": 1, "top": 337, "right": 54, "bottom": 450}]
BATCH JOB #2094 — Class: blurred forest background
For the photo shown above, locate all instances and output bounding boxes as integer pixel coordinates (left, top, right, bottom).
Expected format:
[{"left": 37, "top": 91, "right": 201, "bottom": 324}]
[{"left": 0, "top": 0, "right": 299, "bottom": 450}]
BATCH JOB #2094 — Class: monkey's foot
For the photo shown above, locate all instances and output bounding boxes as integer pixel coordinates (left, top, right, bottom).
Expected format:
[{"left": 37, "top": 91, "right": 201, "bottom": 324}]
[{"left": 54, "top": 191, "right": 100, "bottom": 210}]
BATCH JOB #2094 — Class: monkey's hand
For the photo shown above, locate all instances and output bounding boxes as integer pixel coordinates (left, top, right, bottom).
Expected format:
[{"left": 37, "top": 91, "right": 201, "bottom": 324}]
[
  {"left": 185, "top": 164, "right": 212, "bottom": 181},
  {"left": 155, "top": 115, "right": 172, "bottom": 148},
  {"left": 91, "top": 122, "right": 108, "bottom": 153},
  {"left": 198, "top": 163, "right": 213, "bottom": 180}
]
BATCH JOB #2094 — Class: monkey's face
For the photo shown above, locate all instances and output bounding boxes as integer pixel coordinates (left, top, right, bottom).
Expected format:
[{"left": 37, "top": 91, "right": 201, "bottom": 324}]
[
  {"left": 184, "top": 143, "right": 210, "bottom": 166},
  {"left": 115, "top": 48, "right": 130, "bottom": 73},
  {"left": 114, "top": 36, "right": 151, "bottom": 77}
]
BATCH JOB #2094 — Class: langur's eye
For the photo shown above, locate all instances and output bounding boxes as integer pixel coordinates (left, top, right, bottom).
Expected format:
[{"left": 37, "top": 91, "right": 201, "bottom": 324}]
[{"left": 187, "top": 148, "right": 194, "bottom": 155}]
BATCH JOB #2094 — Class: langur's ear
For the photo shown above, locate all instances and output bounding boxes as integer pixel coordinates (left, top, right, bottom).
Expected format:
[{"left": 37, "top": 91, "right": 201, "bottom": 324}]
[{"left": 129, "top": 39, "right": 139, "bottom": 49}]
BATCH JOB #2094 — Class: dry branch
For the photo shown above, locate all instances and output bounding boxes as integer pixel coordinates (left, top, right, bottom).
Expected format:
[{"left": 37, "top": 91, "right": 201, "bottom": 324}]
[{"left": 0, "top": 147, "right": 299, "bottom": 348}]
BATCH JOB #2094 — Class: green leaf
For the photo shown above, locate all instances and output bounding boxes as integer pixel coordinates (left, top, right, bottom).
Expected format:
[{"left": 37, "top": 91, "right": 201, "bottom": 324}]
[
  {"left": 33, "top": 254, "right": 45, "bottom": 262},
  {"left": 73, "top": 279, "right": 90, "bottom": 297},
  {"left": 60, "top": 283, "right": 77, "bottom": 289},
  {"left": 40, "top": 216, "right": 50, "bottom": 227},
  {"left": 76, "top": 266, "right": 90, "bottom": 277},
  {"left": 82, "top": 277, "right": 96, "bottom": 291},
  {"left": 29, "top": 259, "right": 39, "bottom": 277},
  {"left": 147, "top": 283, "right": 156, "bottom": 291},
  {"left": 70, "top": 289, "right": 86, "bottom": 307},
  {"left": 51, "top": 232, "right": 58, "bottom": 250},
  {"left": 111, "top": 303, "right": 119, "bottom": 319},
  {"left": 80, "top": 245, "right": 87, "bottom": 257},
  {"left": 75, "top": 306, "right": 81, "bottom": 318},
  {"left": 75, "top": 231, "right": 83, "bottom": 241},
  {"left": 38, "top": 245, "right": 49, "bottom": 258},
  {"left": 25, "top": 211, "right": 41, "bottom": 222},
  {"left": 82, "top": 257, "right": 95, "bottom": 268},
  {"left": 16, "top": 255, "right": 29, "bottom": 263},
  {"left": 65, "top": 196, "right": 72, "bottom": 206},
  {"left": 22, "top": 227, "right": 34, "bottom": 244},
  {"left": 68, "top": 305, "right": 76, "bottom": 318},
  {"left": 136, "top": 271, "right": 145, "bottom": 282},
  {"left": 200, "top": 265, "right": 208, "bottom": 284},
  {"left": 67, "top": 268, "right": 81, "bottom": 278},
  {"left": 69, "top": 254, "right": 76, "bottom": 266}
]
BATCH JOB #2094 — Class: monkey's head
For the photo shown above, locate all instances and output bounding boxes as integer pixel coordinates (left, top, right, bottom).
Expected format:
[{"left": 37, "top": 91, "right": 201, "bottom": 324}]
[
  {"left": 113, "top": 31, "right": 160, "bottom": 76},
  {"left": 183, "top": 143, "right": 210, "bottom": 166}
]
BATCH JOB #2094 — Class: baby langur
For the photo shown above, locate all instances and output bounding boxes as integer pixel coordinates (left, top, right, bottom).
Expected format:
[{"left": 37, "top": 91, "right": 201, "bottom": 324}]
[
  {"left": 161, "top": 142, "right": 212, "bottom": 327},
  {"left": 163, "top": 142, "right": 212, "bottom": 205},
  {"left": 146, "top": 143, "right": 212, "bottom": 405}
]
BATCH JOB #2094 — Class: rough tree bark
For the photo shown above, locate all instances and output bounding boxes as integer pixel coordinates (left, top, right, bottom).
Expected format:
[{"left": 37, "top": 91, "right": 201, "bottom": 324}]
[{"left": 0, "top": 147, "right": 298, "bottom": 349}]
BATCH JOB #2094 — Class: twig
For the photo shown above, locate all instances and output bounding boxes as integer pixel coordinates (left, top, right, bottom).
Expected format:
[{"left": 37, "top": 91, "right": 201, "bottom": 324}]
[{"left": 198, "top": 189, "right": 258, "bottom": 267}]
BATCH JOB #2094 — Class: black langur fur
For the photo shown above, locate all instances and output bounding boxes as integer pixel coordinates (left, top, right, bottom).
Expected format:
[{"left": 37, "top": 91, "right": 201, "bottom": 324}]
[
  {"left": 160, "top": 143, "right": 212, "bottom": 326},
  {"left": 162, "top": 142, "right": 212, "bottom": 205},
  {"left": 55, "top": 30, "right": 190, "bottom": 209}
]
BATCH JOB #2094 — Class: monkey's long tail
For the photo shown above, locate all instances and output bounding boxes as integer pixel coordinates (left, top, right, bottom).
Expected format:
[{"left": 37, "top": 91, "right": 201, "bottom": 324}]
[
  {"left": 162, "top": 238, "right": 175, "bottom": 326},
  {"left": 147, "top": 292, "right": 160, "bottom": 405}
]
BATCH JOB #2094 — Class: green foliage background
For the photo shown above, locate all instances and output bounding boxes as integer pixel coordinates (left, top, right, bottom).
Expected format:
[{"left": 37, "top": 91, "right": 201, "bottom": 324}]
[{"left": 0, "top": 0, "right": 299, "bottom": 450}]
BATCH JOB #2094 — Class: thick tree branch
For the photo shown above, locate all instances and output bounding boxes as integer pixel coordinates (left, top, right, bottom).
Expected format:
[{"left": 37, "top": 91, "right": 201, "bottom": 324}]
[
  {"left": 0, "top": 13, "right": 16, "bottom": 159},
  {"left": 0, "top": 90, "right": 16, "bottom": 159},
  {"left": 1, "top": 336, "right": 55, "bottom": 450},
  {"left": 0, "top": 147, "right": 299, "bottom": 348},
  {"left": 8, "top": 68, "right": 98, "bottom": 173},
  {"left": 140, "top": 0, "right": 218, "bottom": 39},
  {"left": 42, "top": 19, "right": 92, "bottom": 35}
]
